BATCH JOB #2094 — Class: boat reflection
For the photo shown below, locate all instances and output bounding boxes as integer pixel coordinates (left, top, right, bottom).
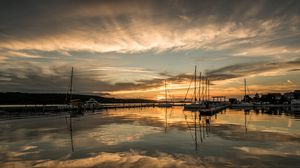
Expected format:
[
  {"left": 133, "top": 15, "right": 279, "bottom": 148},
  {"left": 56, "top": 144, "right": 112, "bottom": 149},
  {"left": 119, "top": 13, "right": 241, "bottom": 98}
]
[
  {"left": 181, "top": 109, "right": 213, "bottom": 151},
  {"left": 164, "top": 107, "right": 174, "bottom": 134},
  {"left": 244, "top": 109, "right": 251, "bottom": 133},
  {"left": 231, "top": 106, "right": 300, "bottom": 119},
  {"left": 65, "top": 112, "right": 84, "bottom": 153}
]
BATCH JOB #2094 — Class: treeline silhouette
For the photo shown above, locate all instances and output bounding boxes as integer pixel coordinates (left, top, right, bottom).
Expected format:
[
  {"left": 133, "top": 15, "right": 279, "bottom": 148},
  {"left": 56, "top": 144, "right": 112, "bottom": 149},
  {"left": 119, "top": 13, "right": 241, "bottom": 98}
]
[{"left": 0, "top": 92, "right": 156, "bottom": 105}]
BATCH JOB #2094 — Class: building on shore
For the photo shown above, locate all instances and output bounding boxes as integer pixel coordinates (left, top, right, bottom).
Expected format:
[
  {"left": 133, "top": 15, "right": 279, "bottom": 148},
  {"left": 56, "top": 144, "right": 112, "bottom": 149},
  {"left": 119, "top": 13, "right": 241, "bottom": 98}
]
[{"left": 229, "top": 90, "right": 300, "bottom": 105}]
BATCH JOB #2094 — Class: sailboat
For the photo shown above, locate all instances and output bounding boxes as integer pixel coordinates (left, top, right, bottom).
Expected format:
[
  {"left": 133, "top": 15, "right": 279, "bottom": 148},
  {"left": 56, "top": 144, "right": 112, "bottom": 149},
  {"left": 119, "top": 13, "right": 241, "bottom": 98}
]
[
  {"left": 184, "top": 66, "right": 205, "bottom": 110},
  {"left": 231, "top": 79, "right": 253, "bottom": 108},
  {"left": 183, "top": 66, "right": 227, "bottom": 114},
  {"left": 66, "top": 67, "right": 84, "bottom": 114},
  {"left": 158, "top": 80, "right": 173, "bottom": 107}
]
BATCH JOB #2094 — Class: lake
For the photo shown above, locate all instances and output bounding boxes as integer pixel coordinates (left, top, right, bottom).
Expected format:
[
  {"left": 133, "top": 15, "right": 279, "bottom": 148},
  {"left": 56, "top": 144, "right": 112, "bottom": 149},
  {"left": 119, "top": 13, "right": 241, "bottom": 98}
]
[{"left": 1, "top": 107, "right": 300, "bottom": 167}]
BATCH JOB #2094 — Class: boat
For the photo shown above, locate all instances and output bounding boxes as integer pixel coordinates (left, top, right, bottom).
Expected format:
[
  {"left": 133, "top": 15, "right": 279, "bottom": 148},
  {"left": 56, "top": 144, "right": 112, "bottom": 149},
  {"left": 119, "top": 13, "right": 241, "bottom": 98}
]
[
  {"left": 199, "top": 103, "right": 228, "bottom": 115},
  {"left": 66, "top": 67, "right": 84, "bottom": 114},
  {"left": 231, "top": 79, "right": 254, "bottom": 108},
  {"left": 291, "top": 99, "right": 300, "bottom": 106},
  {"left": 184, "top": 67, "right": 220, "bottom": 110},
  {"left": 184, "top": 66, "right": 204, "bottom": 110},
  {"left": 231, "top": 102, "right": 253, "bottom": 108},
  {"left": 183, "top": 66, "right": 227, "bottom": 114},
  {"left": 184, "top": 103, "right": 204, "bottom": 109},
  {"left": 158, "top": 80, "right": 173, "bottom": 107},
  {"left": 291, "top": 99, "right": 300, "bottom": 112}
]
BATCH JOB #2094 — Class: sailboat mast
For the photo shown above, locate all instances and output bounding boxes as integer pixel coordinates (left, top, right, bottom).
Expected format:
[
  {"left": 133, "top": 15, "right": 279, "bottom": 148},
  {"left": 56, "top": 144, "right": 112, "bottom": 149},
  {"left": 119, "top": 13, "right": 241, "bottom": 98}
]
[
  {"left": 198, "top": 72, "right": 202, "bottom": 103},
  {"left": 165, "top": 80, "right": 167, "bottom": 104},
  {"left": 202, "top": 76, "right": 205, "bottom": 102},
  {"left": 194, "top": 66, "right": 197, "bottom": 102},
  {"left": 205, "top": 78, "right": 207, "bottom": 102},
  {"left": 208, "top": 79, "right": 210, "bottom": 102},
  {"left": 165, "top": 108, "right": 168, "bottom": 134},
  {"left": 244, "top": 78, "right": 247, "bottom": 100},
  {"left": 69, "top": 67, "right": 74, "bottom": 103}
]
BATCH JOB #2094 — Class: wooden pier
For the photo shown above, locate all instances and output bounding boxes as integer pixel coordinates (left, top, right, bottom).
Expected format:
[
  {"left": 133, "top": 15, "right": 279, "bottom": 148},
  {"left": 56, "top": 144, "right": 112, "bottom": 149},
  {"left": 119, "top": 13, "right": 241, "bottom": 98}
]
[
  {"left": 0, "top": 103, "right": 158, "bottom": 113},
  {"left": 100, "top": 103, "right": 156, "bottom": 109}
]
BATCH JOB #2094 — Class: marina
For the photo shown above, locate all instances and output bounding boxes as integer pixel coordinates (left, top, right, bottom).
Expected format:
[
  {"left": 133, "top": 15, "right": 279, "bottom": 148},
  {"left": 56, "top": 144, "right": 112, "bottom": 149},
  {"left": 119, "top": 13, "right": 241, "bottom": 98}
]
[
  {"left": 1, "top": 0, "right": 300, "bottom": 167},
  {"left": 183, "top": 66, "right": 231, "bottom": 115}
]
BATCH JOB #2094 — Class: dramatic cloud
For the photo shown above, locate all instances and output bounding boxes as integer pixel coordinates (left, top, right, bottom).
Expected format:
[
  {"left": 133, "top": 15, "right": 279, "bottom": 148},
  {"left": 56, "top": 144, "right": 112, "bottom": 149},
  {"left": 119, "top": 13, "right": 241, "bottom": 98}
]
[
  {"left": 0, "top": 0, "right": 299, "bottom": 98},
  {"left": 206, "top": 58, "right": 300, "bottom": 81},
  {"left": 0, "top": 0, "right": 299, "bottom": 54}
]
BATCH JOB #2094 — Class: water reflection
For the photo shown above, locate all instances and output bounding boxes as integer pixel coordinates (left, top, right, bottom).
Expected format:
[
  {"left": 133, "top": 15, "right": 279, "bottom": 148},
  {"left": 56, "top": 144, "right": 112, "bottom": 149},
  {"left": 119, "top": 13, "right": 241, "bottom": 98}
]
[
  {"left": 244, "top": 109, "right": 250, "bottom": 133},
  {"left": 88, "top": 124, "right": 160, "bottom": 146},
  {"left": 0, "top": 107, "right": 300, "bottom": 167},
  {"left": 65, "top": 114, "right": 74, "bottom": 152},
  {"left": 3, "top": 151, "right": 209, "bottom": 168}
]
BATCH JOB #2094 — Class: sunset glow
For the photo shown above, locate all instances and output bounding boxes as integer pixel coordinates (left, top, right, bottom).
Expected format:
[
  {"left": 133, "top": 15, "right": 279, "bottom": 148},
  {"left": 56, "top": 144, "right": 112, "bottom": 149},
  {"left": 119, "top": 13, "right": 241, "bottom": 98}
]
[{"left": 0, "top": 0, "right": 299, "bottom": 100}]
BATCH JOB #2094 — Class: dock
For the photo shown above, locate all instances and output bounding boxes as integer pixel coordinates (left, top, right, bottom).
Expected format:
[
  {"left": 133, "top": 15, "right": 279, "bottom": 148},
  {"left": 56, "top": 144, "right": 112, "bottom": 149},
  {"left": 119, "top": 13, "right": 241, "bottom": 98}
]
[
  {"left": 199, "top": 104, "right": 228, "bottom": 115},
  {"left": 0, "top": 103, "right": 157, "bottom": 113}
]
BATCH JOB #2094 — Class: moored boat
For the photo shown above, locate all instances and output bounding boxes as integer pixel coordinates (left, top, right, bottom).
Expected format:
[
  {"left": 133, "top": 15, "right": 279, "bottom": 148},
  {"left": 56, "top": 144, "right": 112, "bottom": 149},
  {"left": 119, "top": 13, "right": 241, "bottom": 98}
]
[
  {"left": 158, "top": 80, "right": 173, "bottom": 108},
  {"left": 231, "top": 79, "right": 254, "bottom": 108},
  {"left": 183, "top": 66, "right": 205, "bottom": 110}
]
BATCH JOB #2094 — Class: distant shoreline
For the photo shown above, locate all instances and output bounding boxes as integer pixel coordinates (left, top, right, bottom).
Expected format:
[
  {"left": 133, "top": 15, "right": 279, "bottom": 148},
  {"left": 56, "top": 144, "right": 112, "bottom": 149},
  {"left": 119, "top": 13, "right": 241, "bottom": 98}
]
[{"left": 0, "top": 92, "right": 156, "bottom": 105}]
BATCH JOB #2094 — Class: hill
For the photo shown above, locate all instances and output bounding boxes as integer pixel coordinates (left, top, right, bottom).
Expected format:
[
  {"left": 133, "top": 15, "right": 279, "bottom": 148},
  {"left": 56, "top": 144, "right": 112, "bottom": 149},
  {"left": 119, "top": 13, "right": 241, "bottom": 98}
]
[{"left": 0, "top": 92, "right": 156, "bottom": 105}]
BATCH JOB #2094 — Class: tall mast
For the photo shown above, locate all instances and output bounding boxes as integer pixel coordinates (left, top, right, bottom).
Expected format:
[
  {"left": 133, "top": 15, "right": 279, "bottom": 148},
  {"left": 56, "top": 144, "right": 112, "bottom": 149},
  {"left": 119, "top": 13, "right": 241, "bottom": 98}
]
[
  {"left": 194, "top": 66, "right": 197, "bottom": 102},
  {"left": 165, "top": 80, "right": 167, "bottom": 104},
  {"left": 69, "top": 67, "right": 74, "bottom": 103},
  {"left": 206, "top": 78, "right": 208, "bottom": 103},
  {"left": 208, "top": 79, "right": 210, "bottom": 102},
  {"left": 202, "top": 75, "right": 205, "bottom": 102},
  {"left": 164, "top": 108, "right": 168, "bottom": 134},
  {"left": 244, "top": 78, "right": 247, "bottom": 97},
  {"left": 198, "top": 72, "right": 202, "bottom": 103}
]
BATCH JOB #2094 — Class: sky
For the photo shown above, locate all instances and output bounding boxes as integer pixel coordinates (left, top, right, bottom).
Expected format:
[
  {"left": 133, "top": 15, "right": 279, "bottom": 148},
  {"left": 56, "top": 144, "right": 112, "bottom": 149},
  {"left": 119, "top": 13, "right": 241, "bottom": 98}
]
[{"left": 0, "top": 0, "right": 299, "bottom": 100}]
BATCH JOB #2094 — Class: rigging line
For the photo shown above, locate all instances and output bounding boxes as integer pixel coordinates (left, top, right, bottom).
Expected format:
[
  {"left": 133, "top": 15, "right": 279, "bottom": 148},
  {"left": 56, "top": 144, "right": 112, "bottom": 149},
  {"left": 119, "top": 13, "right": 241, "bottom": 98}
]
[
  {"left": 184, "top": 74, "right": 194, "bottom": 102},
  {"left": 198, "top": 72, "right": 202, "bottom": 102},
  {"left": 247, "top": 85, "right": 251, "bottom": 96},
  {"left": 167, "top": 90, "right": 172, "bottom": 102},
  {"left": 182, "top": 110, "right": 195, "bottom": 142},
  {"left": 65, "top": 70, "right": 72, "bottom": 104},
  {"left": 204, "top": 78, "right": 207, "bottom": 102},
  {"left": 191, "top": 90, "right": 196, "bottom": 103},
  {"left": 194, "top": 66, "right": 197, "bottom": 102},
  {"left": 201, "top": 76, "right": 205, "bottom": 102}
]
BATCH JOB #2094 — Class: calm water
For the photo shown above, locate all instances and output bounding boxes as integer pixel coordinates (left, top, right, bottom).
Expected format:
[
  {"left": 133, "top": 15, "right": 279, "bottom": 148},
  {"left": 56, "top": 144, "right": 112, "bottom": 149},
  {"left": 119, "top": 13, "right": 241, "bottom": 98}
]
[{"left": 1, "top": 107, "right": 300, "bottom": 168}]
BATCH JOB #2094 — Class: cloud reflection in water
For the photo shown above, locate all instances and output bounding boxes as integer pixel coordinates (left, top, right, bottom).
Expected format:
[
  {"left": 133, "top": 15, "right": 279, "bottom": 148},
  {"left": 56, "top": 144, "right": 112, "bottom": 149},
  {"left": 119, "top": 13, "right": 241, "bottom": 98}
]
[{"left": 88, "top": 124, "right": 161, "bottom": 145}]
